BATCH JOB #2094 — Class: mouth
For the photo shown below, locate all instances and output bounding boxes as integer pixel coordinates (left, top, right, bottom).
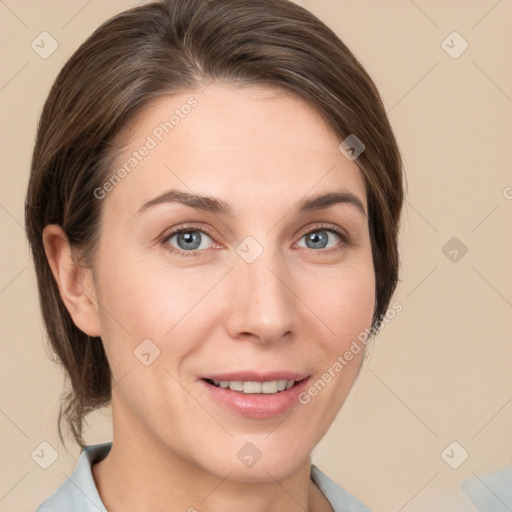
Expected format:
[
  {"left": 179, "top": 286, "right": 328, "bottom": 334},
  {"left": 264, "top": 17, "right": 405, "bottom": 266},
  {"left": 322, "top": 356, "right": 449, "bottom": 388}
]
[{"left": 199, "top": 373, "right": 311, "bottom": 418}]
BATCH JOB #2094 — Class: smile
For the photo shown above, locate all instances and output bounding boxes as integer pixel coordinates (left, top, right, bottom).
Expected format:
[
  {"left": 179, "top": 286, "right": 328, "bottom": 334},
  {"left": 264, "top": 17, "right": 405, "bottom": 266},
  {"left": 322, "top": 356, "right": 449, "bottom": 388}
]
[{"left": 204, "top": 379, "right": 297, "bottom": 394}]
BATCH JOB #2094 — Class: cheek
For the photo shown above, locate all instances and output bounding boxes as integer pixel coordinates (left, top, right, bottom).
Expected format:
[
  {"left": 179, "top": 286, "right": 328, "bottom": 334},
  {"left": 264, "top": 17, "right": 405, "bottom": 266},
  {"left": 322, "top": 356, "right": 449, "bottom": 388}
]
[
  {"left": 309, "top": 263, "right": 376, "bottom": 345},
  {"left": 94, "top": 248, "right": 221, "bottom": 353},
  {"left": 304, "top": 268, "right": 374, "bottom": 396}
]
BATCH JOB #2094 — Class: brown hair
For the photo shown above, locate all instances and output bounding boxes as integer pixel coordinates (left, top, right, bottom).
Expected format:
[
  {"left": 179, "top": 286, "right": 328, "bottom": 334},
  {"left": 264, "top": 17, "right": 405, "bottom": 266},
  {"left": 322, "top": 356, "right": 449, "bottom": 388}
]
[{"left": 25, "top": 0, "right": 404, "bottom": 449}]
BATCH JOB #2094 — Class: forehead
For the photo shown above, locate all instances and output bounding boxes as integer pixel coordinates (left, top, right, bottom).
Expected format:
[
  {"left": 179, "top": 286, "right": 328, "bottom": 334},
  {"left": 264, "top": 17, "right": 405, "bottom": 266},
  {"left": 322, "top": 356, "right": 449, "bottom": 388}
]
[{"left": 105, "top": 83, "right": 367, "bottom": 216}]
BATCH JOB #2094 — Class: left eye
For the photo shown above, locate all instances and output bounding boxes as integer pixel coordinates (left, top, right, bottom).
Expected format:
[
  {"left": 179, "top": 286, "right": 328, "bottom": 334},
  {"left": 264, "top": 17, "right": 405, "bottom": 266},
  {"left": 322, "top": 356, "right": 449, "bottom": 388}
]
[{"left": 296, "top": 228, "right": 342, "bottom": 250}]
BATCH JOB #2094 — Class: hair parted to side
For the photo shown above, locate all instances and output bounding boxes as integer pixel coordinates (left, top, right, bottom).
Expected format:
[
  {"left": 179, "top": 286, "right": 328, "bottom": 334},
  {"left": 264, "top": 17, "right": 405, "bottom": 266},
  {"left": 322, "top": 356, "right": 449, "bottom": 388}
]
[{"left": 25, "top": 0, "right": 404, "bottom": 449}]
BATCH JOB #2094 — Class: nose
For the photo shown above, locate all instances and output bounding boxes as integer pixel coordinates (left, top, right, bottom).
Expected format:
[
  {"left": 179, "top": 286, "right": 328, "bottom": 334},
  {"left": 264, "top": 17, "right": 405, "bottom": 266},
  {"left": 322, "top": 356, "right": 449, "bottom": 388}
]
[{"left": 225, "top": 246, "right": 298, "bottom": 345}]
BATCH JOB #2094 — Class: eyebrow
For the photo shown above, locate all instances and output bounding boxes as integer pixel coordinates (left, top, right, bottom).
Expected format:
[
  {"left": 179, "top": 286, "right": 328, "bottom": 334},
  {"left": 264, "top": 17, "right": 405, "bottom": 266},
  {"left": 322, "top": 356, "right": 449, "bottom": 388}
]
[{"left": 135, "top": 188, "right": 367, "bottom": 218}]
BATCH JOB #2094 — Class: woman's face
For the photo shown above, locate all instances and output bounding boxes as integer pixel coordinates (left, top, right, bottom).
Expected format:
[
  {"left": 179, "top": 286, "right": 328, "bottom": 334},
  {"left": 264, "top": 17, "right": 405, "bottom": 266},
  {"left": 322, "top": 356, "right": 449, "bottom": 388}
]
[{"left": 90, "top": 83, "right": 375, "bottom": 480}]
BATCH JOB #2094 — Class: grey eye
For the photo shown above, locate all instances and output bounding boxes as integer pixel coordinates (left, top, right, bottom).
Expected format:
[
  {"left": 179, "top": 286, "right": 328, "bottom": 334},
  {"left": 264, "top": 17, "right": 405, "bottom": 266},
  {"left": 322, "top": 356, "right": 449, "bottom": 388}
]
[
  {"left": 167, "top": 230, "right": 213, "bottom": 251},
  {"left": 299, "top": 229, "right": 340, "bottom": 250}
]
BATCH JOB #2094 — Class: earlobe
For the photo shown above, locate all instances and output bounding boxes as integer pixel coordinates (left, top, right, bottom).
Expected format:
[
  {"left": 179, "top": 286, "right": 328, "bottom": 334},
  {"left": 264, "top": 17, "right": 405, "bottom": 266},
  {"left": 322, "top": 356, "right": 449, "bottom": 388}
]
[{"left": 42, "top": 224, "right": 101, "bottom": 337}]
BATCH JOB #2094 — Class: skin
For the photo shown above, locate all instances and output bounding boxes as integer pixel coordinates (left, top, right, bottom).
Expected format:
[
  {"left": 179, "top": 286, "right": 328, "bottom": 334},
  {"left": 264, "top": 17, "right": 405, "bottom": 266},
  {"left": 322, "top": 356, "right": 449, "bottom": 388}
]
[{"left": 43, "top": 83, "right": 375, "bottom": 512}]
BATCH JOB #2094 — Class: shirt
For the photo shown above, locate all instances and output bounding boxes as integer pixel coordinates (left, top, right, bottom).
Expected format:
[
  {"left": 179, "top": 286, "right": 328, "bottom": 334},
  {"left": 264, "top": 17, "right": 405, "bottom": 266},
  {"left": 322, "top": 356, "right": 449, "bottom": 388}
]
[
  {"left": 35, "top": 441, "right": 372, "bottom": 511},
  {"left": 462, "top": 465, "right": 512, "bottom": 512}
]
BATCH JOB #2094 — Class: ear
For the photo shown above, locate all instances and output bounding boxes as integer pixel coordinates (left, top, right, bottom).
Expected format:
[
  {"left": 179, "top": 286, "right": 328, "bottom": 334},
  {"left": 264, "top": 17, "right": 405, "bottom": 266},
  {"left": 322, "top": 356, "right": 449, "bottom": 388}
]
[{"left": 42, "top": 224, "right": 101, "bottom": 337}]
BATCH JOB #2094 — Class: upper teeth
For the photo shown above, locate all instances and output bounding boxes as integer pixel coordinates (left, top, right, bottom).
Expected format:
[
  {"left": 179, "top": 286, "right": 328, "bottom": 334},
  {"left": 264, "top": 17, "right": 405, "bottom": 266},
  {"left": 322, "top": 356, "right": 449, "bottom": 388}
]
[{"left": 211, "top": 379, "right": 295, "bottom": 394}]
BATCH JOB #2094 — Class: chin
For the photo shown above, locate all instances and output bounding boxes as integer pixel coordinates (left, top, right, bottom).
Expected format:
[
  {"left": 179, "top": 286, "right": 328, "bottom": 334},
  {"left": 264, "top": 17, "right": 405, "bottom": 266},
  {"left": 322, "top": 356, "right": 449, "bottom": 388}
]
[{"left": 202, "top": 440, "right": 312, "bottom": 483}]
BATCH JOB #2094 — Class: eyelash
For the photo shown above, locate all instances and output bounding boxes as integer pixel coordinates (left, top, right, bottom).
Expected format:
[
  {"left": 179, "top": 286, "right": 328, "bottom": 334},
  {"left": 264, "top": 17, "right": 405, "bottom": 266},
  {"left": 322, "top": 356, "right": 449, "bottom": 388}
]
[{"left": 161, "top": 223, "right": 352, "bottom": 258}]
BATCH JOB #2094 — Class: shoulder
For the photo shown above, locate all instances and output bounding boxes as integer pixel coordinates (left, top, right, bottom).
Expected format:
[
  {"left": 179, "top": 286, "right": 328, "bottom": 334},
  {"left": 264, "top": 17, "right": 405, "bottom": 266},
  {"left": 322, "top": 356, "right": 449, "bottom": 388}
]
[
  {"left": 311, "top": 464, "right": 373, "bottom": 512},
  {"left": 35, "top": 442, "right": 112, "bottom": 512}
]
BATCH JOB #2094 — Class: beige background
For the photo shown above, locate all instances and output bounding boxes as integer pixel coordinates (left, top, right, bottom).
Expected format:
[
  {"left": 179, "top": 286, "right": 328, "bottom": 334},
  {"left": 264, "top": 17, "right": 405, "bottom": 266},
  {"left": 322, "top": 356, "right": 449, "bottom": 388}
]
[{"left": 1, "top": 0, "right": 511, "bottom": 510}]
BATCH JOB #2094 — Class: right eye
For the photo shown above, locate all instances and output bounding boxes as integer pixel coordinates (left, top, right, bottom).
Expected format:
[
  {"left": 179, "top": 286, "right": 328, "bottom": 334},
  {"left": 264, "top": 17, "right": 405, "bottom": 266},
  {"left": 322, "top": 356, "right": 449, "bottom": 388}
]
[{"left": 163, "top": 226, "right": 216, "bottom": 257}]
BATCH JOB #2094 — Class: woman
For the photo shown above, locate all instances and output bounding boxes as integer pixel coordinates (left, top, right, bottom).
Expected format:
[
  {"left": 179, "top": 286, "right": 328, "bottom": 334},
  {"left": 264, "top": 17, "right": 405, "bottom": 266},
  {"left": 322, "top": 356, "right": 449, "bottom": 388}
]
[{"left": 26, "top": 0, "right": 404, "bottom": 510}]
